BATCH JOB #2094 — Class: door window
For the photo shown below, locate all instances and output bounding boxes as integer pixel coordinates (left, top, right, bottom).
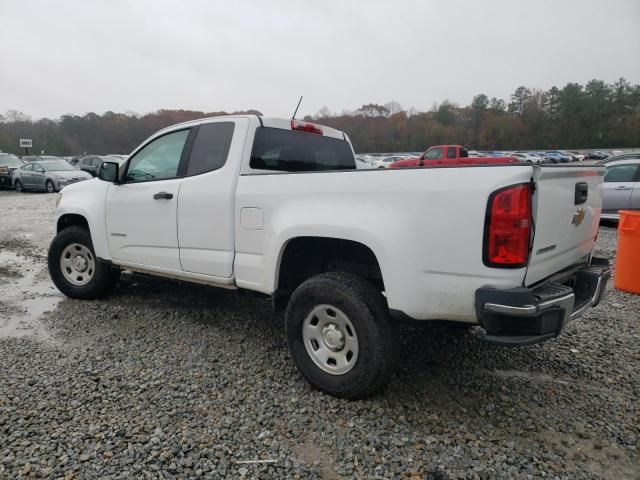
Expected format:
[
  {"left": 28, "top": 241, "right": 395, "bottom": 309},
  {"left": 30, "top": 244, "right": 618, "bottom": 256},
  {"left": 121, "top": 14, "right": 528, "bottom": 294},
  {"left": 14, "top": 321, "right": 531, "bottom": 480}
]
[
  {"left": 424, "top": 148, "right": 443, "bottom": 160},
  {"left": 604, "top": 165, "right": 639, "bottom": 183},
  {"left": 33, "top": 163, "right": 45, "bottom": 173},
  {"left": 447, "top": 147, "right": 457, "bottom": 159},
  {"left": 23, "top": 163, "right": 33, "bottom": 171},
  {"left": 126, "top": 129, "right": 190, "bottom": 182},
  {"left": 186, "top": 122, "right": 235, "bottom": 176}
]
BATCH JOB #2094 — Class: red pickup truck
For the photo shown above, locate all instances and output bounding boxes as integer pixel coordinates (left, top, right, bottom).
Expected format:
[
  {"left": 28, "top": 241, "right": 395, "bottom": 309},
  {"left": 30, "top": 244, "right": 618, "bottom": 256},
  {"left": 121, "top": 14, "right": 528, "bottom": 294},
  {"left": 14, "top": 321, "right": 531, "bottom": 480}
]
[{"left": 389, "top": 145, "right": 517, "bottom": 168}]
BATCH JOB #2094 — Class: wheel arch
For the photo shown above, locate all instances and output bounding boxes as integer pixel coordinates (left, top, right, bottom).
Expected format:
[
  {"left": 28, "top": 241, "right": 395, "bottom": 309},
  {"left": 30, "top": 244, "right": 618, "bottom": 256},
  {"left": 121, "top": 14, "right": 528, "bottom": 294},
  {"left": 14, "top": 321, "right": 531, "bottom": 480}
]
[
  {"left": 273, "top": 235, "right": 386, "bottom": 309},
  {"left": 57, "top": 213, "right": 90, "bottom": 234}
]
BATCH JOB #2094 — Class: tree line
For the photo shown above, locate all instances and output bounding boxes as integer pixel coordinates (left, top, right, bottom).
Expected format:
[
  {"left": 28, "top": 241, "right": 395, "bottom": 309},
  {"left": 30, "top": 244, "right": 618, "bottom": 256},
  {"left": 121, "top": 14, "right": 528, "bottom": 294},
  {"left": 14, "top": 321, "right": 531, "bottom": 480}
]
[{"left": 1, "top": 78, "right": 639, "bottom": 155}]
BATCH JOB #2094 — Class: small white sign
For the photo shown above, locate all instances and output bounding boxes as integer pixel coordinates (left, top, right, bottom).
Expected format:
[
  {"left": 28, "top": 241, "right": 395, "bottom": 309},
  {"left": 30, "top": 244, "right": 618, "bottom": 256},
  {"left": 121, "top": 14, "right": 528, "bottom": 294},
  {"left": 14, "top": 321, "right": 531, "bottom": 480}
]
[{"left": 19, "top": 138, "right": 32, "bottom": 148}]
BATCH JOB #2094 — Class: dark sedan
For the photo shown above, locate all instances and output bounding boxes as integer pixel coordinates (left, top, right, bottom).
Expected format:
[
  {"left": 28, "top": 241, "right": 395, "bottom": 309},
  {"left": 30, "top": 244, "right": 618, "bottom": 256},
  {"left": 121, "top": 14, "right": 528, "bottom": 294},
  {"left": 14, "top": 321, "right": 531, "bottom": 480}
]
[{"left": 0, "top": 153, "right": 24, "bottom": 188}]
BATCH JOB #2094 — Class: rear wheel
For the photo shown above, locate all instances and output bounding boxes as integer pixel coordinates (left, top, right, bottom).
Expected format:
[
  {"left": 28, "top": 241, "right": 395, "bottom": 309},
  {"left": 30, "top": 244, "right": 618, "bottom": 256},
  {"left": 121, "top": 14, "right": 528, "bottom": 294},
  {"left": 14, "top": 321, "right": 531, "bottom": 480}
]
[
  {"left": 45, "top": 180, "right": 55, "bottom": 193},
  {"left": 48, "top": 226, "right": 120, "bottom": 299},
  {"left": 14, "top": 180, "right": 23, "bottom": 192},
  {"left": 285, "top": 272, "right": 397, "bottom": 399}
]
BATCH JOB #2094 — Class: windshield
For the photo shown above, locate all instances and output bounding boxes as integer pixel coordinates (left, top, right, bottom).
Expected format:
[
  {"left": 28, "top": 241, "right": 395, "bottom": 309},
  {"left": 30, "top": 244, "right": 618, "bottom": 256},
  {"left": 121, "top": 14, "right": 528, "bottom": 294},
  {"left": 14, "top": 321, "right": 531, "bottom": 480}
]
[
  {"left": 0, "top": 155, "right": 22, "bottom": 166},
  {"left": 43, "top": 160, "right": 77, "bottom": 171}
]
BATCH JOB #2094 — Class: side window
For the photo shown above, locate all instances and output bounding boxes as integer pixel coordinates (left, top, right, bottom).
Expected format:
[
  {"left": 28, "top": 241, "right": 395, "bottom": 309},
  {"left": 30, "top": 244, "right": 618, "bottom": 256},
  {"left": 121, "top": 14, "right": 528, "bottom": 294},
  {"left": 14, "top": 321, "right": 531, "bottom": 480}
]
[
  {"left": 604, "top": 165, "right": 638, "bottom": 183},
  {"left": 23, "top": 163, "right": 33, "bottom": 171},
  {"left": 34, "top": 163, "right": 45, "bottom": 172},
  {"left": 186, "top": 122, "right": 235, "bottom": 176},
  {"left": 126, "top": 129, "right": 190, "bottom": 182},
  {"left": 447, "top": 147, "right": 457, "bottom": 159},
  {"left": 91, "top": 157, "right": 101, "bottom": 167},
  {"left": 424, "top": 147, "right": 443, "bottom": 160}
]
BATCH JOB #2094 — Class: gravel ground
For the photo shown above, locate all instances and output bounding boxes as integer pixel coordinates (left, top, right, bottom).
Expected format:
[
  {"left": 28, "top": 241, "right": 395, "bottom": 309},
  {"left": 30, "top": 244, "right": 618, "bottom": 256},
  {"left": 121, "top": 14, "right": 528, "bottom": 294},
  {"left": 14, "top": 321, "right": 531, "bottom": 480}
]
[{"left": 0, "top": 190, "right": 638, "bottom": 480}]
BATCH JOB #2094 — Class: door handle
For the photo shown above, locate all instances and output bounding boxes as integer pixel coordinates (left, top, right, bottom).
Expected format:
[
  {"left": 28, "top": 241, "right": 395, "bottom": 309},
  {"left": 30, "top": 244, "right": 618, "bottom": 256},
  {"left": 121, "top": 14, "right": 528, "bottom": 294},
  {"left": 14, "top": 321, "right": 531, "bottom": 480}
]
[
  {"left": 614, "top": 186, "right": 631, "bottom": 190},
  {"left": 153, "top": 191, "right": 173, "bottom": 200}
]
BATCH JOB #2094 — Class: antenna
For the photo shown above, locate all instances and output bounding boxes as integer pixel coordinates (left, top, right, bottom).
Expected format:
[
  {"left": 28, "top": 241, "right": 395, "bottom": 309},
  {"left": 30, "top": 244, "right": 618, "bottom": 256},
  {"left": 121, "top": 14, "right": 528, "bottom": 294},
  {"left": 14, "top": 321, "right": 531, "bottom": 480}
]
[{"left": 291, "top": 96, "right": 303, "bottom": 120}]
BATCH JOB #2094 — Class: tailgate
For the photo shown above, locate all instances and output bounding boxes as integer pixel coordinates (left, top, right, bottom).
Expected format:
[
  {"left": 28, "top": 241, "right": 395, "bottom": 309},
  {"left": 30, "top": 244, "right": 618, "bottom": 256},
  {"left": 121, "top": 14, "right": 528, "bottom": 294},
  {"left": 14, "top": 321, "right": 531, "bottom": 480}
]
[{"left": 525, "top": 165, "right": 605, "bottom": 286}]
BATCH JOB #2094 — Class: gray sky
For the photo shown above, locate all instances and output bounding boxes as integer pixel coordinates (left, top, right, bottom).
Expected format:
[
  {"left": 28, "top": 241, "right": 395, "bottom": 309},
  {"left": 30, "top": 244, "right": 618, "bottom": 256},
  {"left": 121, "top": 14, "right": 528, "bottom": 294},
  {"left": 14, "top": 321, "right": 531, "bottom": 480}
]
[{"left": 1, "top": 0, "right": 639, "bottom": 120}]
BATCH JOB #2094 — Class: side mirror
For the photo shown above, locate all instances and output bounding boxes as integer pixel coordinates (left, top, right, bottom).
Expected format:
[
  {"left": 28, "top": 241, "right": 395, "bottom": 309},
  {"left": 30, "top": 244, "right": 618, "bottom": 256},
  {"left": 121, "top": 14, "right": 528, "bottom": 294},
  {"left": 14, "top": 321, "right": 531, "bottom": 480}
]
[{"left": 98, "top": 162, "right": 119, "bottom": 183}]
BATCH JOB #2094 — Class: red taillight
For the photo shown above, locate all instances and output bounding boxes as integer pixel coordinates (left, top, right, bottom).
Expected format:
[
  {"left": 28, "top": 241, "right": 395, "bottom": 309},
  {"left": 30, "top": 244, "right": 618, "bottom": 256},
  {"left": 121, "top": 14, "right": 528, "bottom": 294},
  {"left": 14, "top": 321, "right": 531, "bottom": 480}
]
[
  {"left": 484, "top": 183, "right": 532, "bottom": 268},
  {"left": 291, "top": 119, "right": 323, "bottom": 135}
]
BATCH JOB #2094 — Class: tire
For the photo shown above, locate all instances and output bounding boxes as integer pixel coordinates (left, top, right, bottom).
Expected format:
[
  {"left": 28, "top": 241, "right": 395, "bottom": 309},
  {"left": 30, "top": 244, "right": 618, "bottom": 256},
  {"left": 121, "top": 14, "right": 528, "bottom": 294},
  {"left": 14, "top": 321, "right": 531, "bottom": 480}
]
[
  {"left": 14, "top": 180, "right": 23, "bottom": 192},
  {"left": 285, "top": 272, "right": 397, "bottom": 399},
  {"left": 45, "top": 180, "right": 55, "bottom": 193},
  {"left": 48, "top": 226, "right": 120, "bottom": 299}
]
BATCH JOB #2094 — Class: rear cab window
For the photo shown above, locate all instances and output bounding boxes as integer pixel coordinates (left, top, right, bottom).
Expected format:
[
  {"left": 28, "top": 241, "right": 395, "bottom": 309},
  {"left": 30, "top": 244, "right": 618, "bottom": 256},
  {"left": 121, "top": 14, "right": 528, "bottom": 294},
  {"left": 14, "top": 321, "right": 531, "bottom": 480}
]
[{"left": 250, "top": 127, "right": 355, "bottom": 172}]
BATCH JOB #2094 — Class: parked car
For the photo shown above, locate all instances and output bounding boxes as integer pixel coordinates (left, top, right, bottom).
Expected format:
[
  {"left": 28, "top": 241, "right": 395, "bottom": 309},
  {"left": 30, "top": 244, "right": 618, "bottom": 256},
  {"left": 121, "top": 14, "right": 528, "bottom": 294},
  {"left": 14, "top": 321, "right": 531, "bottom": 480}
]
[
  {"left": 13, "top": 160, "right": 92, "bottom": 193},
  {"left": 511, "top": 152, "right": 545, "bottom": 164},
  {"left": 0, "top": 153, "right": 24, "bottom": 188},
  {"left": 587, "top": 151, "right": 609, "bottom": 160},
  {"left": 389, "top": 145, "right": 517, "bottom": 168},
  {"left": 542, "top": 152, "right": 569, "bottom": 163},
  {"left": 65, "top": 156, "right": 83, "bottom": 167},
  {"left": 600, "top": 159, "right": 640, "bottom": 220},
  {"left": 46, "top": 115, "right": 610, "bottom": 399},
  {"left": 566, "top": 151, "right": 586, "bottom": 162},
  {"left": 370, "top": 155, "right": 408, "bottom": 169},
  {"left": 596, "top": 153, "right": 640, "bottom": 165},
  {"left": 76, "top": 156, "right": 104, "bottom": 176},
  {"left": 77, "top": 155, "right": 126, "bottom": 176},
  {"left": 546, "top": 151, "right": 573, "bottom": 162}
]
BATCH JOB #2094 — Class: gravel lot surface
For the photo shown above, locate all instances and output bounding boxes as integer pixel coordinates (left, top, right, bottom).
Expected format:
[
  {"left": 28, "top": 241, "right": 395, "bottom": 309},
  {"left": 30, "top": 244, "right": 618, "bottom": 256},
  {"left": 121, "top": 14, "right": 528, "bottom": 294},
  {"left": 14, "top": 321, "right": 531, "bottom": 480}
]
[{"left": 0, "top": 190, "right": 638, "bottom": 479}]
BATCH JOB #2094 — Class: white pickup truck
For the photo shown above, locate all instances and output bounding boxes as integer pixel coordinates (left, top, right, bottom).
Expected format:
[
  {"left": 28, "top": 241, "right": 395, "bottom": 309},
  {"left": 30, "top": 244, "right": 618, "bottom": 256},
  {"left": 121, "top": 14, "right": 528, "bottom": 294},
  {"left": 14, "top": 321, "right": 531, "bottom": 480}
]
[{"left": 48, "top": 115, "right": 610, "bottom": 399}]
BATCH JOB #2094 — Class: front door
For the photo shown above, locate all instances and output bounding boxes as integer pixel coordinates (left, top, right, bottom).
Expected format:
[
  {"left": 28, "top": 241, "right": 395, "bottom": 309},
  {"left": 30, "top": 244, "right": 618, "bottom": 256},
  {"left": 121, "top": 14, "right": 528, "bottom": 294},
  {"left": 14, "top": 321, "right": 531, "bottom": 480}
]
[{"left": 106, "top": 128, "right": 191, "bottom": 271}]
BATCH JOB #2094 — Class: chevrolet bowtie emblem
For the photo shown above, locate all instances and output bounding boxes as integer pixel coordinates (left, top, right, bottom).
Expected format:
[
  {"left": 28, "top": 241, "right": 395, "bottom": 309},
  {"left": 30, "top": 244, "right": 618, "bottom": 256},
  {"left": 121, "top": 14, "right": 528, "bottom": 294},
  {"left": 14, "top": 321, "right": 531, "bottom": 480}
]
[{"left": 572, "top": 208, "right": 586, "bottom": 226}]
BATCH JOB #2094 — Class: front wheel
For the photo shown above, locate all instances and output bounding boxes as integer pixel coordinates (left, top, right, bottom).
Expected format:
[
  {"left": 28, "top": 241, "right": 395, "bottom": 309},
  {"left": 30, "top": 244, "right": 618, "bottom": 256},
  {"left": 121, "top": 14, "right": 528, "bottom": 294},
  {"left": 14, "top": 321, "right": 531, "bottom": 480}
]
[
  {"left": 45, "top": 180, "right": 56, "bottom": 193},
  {"left": 285, "top": 272, "right": 397, "bottom": 399},
  {"left": 14, "top": 180, "right": 23, "bottom": 192},
  {"left": 48, "top": 226, "right": 120, "bottom": 299}
]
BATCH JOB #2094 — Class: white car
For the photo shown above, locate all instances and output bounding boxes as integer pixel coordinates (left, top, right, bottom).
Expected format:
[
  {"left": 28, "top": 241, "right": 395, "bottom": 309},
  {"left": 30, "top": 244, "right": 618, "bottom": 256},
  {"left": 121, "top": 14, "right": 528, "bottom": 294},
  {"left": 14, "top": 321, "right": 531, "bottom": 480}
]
[
  {"left": 511, "top": 152, "right": 546, "bottom": 164},
  {"left": 370, "top": 155, "right": 410, "bottom": 169},
  {"left": 48, "top": 115, "right": 610, "bottom": 398}
]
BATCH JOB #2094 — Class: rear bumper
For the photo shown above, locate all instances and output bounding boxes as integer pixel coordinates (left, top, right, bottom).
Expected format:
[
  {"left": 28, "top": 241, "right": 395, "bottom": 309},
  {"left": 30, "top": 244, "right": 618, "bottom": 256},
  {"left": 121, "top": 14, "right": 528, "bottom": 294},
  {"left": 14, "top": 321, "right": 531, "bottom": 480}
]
[
  {"left": 600, "top": 212, "right": 621, "bottom": 221},
  {"left": 475, "top": 257, "right": 610, "bottom": 346}
]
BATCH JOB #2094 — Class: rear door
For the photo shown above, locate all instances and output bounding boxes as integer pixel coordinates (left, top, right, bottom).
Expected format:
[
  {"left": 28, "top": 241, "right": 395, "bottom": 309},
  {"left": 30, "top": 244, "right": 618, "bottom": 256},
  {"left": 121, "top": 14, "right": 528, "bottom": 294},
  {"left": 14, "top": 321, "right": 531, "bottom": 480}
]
[
  {"left": 601, "top": 163, "right": 639, "bottom": 216},
  {"left": 177, "top": 118, "right": 248, "bottom": 277},
  {"left": 524, "top": 165, "right": 605, "bottom": 286},
  {"left": 18, "top": 163, "right": 33, "bottom": 186}
]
